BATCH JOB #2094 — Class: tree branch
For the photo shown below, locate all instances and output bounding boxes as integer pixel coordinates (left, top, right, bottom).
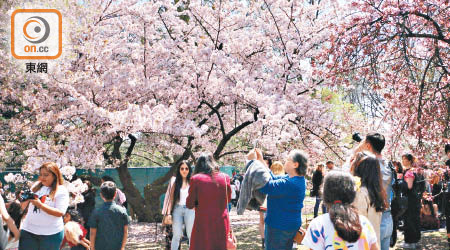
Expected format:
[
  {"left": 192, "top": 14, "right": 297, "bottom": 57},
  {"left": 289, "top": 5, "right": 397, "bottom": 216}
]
[
  {"left": 201, "top": 101, "right": 225, "bottom": 137},
  {"left": 125, "top": 134, "right": 137, "bottom": 159},
  {"left": 213, "top": 107, "right": 259, "bottom": 159},
  {"left": 218, "top": 150, "right": 249, "bottom": 159}
]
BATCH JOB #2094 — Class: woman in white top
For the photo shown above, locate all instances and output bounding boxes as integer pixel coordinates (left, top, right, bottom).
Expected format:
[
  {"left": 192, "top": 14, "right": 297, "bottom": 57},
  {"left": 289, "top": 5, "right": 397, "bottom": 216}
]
[
  {"left": 303, "top": 171, "right": 379, "bottom": 250},
  {"left": 19, "top": 162, "right": 70, "bottom": 250},
  {"left": 161, "top": 161, "right": 195, "bottom": 250}
]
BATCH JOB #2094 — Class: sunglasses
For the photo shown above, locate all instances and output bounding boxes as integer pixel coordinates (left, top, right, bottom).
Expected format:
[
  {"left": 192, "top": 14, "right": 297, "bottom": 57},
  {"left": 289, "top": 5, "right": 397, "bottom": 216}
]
[{"left": 180, "top": 168, "right": 189, "bottom": 171}]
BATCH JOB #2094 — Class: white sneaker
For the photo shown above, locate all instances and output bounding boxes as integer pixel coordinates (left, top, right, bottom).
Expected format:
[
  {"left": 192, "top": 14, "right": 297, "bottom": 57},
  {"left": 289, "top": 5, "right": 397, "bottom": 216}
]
[
  {"left": 401, "top": 243, "right": 413, "bottom": 248},
  {"left": 401, "top": 242, "right": 418, "bottom": 249}
]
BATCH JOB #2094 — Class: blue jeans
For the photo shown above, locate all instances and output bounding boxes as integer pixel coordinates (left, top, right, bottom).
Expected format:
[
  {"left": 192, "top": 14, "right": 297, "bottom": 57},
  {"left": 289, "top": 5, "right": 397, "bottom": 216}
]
[
  {"left": 380, "top": 211, "right": 393, "bottom": 250},
  {"left": 19, "top": 229, "right": 64, "bottom": 250},
  {"left": 313, "top": 197, "right": 326, "bottom": 218},
  {"left": 171, "top": 205, "right": 195, "bottom": 250},
  {"left": 264, "top": 225, "right": 297, "bottom": 250}
]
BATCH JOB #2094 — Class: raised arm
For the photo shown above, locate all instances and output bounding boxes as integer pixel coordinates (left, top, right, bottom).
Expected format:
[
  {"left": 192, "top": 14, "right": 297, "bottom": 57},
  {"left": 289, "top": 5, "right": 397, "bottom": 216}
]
[
  {"left": 0, "top": 197, "right": 19, "bottom": 241},
  {"left": 259, "top": 176, "right": 290, "bottom": 196}
]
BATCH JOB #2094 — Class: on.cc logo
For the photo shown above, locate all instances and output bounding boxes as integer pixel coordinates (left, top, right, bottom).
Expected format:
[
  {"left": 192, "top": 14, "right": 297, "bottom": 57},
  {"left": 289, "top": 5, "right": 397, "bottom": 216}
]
[
  {"left": 11, "top": 9, "right": 62, "bottom": 60},
  {"left": 23, "top": 16, "right": 50, "bottom": 44}
]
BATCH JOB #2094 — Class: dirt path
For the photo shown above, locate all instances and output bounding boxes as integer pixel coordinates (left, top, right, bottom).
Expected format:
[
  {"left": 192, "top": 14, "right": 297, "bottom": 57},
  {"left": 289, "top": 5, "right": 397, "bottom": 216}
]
[{"left": 126, "top": 208, "right": 447, "bottom": 249}]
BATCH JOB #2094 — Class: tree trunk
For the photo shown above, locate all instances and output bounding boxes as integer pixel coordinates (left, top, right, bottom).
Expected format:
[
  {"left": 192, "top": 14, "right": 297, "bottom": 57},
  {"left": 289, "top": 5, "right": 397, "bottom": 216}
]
[
  {"left": 116, "top": 162, "right": 155, "bottom": 222},
  {"left": 143, "top": 181, "right": 170, "bottom": 223},
  {"left": 114, "top": 134, "right": 192, "bottom": 222},
  {"left": 108, "top": 134, "right": 154, "bottom": 222},
  {"left": 112, "top": 106, "right": 258, "bottom": 222}
]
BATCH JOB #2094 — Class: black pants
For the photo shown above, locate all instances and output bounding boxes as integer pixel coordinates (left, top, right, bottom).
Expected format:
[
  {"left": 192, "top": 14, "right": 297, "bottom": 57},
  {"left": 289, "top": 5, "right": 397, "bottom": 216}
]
[
  {"left": 390, "top": 218, "right": 398, "bottom": 247},
  {"left": 444, "top": 191, "right": 450, "bottom": 246},
  {"left": 404, "top": 194, "right": 421, "bottom": 243}
]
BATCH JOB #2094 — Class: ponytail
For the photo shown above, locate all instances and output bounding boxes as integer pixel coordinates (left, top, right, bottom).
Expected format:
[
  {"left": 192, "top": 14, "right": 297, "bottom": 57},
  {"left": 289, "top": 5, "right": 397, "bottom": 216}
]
[
  {"left": 329, "top": 203, "right": 362, "bottom": 242},
  {"left": 323, "top": 171, "right": 363, "bottom": 243}
]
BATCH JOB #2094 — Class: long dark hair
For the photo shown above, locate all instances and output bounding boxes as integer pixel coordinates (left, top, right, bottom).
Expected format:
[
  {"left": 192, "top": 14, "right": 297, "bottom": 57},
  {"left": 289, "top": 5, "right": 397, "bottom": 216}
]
[
  {"left": 393, "top": 161, "right": 403, "bottom": 174},
  {"left": 7, "top": 200, "right": 23, "bottom": 237},
  {"left": 194, "top": 153, "right": 219, "bottom": 175},
  {"left": 402, "top": 154, "right": 415, "bottom": 166},
  {"left": 194, "top": 153, "right": 219, "bottom": 184},
  {"left": 423, "top": 199, "right": 436, "bottom": 217},
  {"left": 353, "top": 155, "right": 388, "bottom": 212},
  {"left": 172, "top": 161, "right": 192, "bottom": 206},
  {"left": 323, "top": 171, "right": 362, "bottom": 243}
]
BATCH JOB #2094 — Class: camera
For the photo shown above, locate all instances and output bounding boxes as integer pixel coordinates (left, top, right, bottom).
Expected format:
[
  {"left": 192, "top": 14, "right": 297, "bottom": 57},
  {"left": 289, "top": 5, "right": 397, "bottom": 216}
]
[
  {"left": 352, "top": 132, "right": 363, "bottom": 142},
  {"left": 19, "top": 188, "right": 37, "bottom": 202}
]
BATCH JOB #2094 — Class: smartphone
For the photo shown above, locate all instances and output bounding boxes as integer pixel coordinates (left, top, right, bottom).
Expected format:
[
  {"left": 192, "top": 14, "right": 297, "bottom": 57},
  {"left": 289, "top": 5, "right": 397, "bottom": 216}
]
[{"left": 253, "top": 139, "right": 259, "bottom": 149}]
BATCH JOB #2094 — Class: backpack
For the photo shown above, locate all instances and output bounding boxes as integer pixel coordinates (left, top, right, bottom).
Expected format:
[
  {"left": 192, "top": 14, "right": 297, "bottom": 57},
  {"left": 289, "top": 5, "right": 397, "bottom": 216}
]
[
  {"left": 414, "top": 173, "right": 426, "bottom": 195},
  {"left": 389, "top": 162, "right": 408, "bottom": 220}
]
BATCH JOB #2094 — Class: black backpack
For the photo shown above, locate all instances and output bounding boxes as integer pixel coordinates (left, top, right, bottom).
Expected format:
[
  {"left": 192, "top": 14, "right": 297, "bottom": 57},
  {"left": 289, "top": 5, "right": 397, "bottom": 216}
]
[{"left": 389, "top": 162, "right": 408, "bottom": 220}]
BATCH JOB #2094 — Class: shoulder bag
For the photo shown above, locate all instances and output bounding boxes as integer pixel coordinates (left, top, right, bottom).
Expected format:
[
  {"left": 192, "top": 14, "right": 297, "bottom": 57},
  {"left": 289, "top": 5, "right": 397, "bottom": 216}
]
[{"left": 225, "top": 174, "right": 237, "bottom": 250}]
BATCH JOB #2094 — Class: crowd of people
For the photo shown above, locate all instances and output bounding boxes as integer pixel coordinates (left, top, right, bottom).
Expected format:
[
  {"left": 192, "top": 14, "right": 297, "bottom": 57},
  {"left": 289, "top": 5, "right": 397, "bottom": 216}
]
[
  {"left": 309, "top": 144, "right": 450, "bottom": 250},
  {"left": 160, "top": 133, "right": 450, "bottom": 250},
  {"left": 0, "top": 162, "right": 129, "bottom": 250},
  {"left": 0, "top": 134, "right": 449, "bottom": 250}
]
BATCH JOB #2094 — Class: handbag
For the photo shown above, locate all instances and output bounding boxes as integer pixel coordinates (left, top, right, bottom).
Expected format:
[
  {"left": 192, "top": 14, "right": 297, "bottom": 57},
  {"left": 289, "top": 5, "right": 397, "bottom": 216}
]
[
  {"left": 225, "top": 174, "right": 237, "bottom": 250},
  {"left": 293, "top": 212, "right": 312, "bottom": 244},
  {"left": 163, "top": 214, "right": 172, "bottom": 225},
  {"left": 162, "top": 179, "right": 174, "bottom": 225},
  {"left": 226, "top": 229, "right": 237, "bottom": 250},
  {"left": 293, "top": 227, "right": 306, "bottom": 244}
]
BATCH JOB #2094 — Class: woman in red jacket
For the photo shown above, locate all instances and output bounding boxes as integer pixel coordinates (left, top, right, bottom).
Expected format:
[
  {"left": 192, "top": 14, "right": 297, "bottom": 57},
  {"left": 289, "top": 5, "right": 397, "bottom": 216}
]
[{"left": 186, "top": 153, "right": 231, "bottom": 250}]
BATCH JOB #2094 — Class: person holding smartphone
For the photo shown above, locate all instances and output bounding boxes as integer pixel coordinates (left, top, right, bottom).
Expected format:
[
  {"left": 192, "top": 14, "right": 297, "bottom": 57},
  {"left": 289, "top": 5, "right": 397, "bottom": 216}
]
[{"left": 19, "top": 162, "right": 70, "bottom": 250}]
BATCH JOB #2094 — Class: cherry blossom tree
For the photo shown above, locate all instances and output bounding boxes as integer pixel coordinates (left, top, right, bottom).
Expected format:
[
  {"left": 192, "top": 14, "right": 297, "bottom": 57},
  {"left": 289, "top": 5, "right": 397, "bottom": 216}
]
[
  {"left": 324, "top": 0, "right": 449, "bottom": 158},
  {"left": 1, "top": 0, "right": 364, "bottom": 221}
]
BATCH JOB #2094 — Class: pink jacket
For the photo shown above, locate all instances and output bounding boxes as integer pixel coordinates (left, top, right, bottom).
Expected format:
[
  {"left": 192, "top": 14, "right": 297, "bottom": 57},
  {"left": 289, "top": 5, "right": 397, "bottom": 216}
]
[{"left": 161, "top": 177, "right": 176, "bottom": 216}]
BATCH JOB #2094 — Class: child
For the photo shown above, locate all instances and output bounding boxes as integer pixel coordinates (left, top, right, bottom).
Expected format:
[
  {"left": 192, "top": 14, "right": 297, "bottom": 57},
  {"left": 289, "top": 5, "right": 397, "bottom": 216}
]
[
  {"left": 60, "top": 207, "right": 90, "bottom": 250},
  {"left": 302, "top": 171, "right": 378, "bottom": 250},
  {"left": 88, "top": 181, "right": 130, "bottom": 250},
  {"left": 5, "top": 200, "right": 22, "bottom": 250}
]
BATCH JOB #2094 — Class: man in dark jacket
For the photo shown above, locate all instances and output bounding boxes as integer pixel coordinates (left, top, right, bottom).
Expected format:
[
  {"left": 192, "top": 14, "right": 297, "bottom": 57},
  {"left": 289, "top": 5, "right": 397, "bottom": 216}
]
[{"left": 312, "top": 164, "right": 325, "bottom": 218}]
